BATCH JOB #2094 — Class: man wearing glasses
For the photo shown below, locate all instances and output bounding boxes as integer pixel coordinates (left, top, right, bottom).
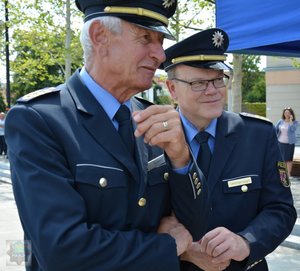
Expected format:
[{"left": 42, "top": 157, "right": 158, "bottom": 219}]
[{"left": 162, "top": 28, "right": 296, "bottom": 271}]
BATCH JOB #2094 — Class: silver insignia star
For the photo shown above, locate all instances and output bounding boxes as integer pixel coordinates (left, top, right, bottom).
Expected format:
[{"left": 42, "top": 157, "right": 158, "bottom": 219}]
[
  {"left": 163, "top": 0, "right": 175, "bottom": 8},
  {"left": 212, "top": 31, "right": 224, "bottom": 47}
]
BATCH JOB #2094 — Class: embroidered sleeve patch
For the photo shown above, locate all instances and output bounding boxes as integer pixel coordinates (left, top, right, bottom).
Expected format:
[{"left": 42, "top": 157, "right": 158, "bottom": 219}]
[{"left": 277, "top": 162, "right": 290, "bottom": 187}]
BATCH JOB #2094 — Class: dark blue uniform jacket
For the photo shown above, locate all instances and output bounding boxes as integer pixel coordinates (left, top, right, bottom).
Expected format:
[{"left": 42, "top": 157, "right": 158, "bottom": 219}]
[
  {"left": 183, "top": 111, "right": 297, "bottom": 271},
  {"left": 5, "top": 70, "right": 210, "bottom": 271}
]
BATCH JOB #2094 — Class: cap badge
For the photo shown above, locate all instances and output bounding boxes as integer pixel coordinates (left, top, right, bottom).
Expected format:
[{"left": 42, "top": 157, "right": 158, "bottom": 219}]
[
  {"left": 212, "top": 31, "right": 224, "bottom": 48},
  {"left": 163, "top": 0, "right": 175, "bottom": 8}
]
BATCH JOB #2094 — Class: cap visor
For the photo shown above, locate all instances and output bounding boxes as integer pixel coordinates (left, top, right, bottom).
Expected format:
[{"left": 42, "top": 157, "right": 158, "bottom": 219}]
[
  {"left": 163, "top": 61, "right": 232, "bottom": 71},
  {"left": 118, "top": 16, "right": 175, "bottom": 40},
  {"left": 196, "top": 61, "right": 232, "bottom": 70},
  {"left": 134, "top": 23, "right": 175, "bottom": 40}
]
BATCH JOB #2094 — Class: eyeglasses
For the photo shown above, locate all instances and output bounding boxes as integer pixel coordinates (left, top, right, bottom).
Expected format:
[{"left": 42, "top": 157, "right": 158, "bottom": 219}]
[
  {"left": 171, "top": 74, "right": 230, "bottom": 92},
  {"left": 284, "top": 107, "right": 292, "bottom": 110}
]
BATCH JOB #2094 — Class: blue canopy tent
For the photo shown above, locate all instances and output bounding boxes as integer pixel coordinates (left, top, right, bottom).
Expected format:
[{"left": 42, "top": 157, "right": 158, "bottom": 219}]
[{"left": 216, "top": 0, "right": 300, "bottom": 57}]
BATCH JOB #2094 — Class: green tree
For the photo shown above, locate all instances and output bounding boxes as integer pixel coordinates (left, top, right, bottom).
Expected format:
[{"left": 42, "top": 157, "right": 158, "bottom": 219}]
[
  {"left": 0, "top": 18, "right": 5, "bottom": 64},
  {"left": 10, "top": 26, "right": 82, "bottom": 101},
  {"left": 245, "top": 77, "right": 265, "bottom": 103},
  {"left": 170, "top": 0, "right": 215, "bottom": 41},
  {"left": 156, "top": 95, "right": 173, "bottom": 105},
  {"left": 292, "top": 58, "right": 300, "bottom": 68},
  {"left": 242, "top": 55, "right": 265, "bottom": 102},
  {"left": 6, "top": 0, "right": 82, "bottom": 102},
  {"left": 0, "top": 93, "right": 6, "bottom": 112}
]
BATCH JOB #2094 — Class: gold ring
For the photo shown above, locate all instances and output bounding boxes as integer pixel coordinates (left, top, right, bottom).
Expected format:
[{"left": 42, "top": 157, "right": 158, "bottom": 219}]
[{"left": 162, "top": 121, "right": 168, "bottom": 129}]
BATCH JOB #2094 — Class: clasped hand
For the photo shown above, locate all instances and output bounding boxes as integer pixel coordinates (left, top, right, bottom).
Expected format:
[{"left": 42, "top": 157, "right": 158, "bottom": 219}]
[{"left": 181, "top": 227, "right": 250, "bottom": 271}]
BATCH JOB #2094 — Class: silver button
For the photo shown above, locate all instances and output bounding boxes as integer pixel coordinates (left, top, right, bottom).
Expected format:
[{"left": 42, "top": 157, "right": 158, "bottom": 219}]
[
  {"left": 138, "top": 198, "right": 147, "bottom": 207},
  {"left": 99, "top": 177, "right": 107, "bottom": 188},
  {"left": 194, "top": 178, "right": 199, "bottom": 185},
  {"left": 163, "top": 172, "right": 169, "bottom": 181},
  {"left": 241, "top": 185, "right": 248, "bottom": 192}
]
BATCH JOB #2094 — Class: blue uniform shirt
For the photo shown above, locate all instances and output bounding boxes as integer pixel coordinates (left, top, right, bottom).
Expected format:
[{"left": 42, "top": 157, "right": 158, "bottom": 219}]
[
  {"left": 80, "top": 67, "right": 131, "bottom": 130},
  {"left": 180, "top": 110, "right": 217, "bottom": 157}
]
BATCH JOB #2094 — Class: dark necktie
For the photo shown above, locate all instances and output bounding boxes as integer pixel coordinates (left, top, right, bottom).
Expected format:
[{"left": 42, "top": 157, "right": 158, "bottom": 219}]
[
  {"left": 114, "top": 105, "right": 135, "bottom": 157},
  {"left": 195, "top": 131, "right": 212, "bottom": 178}
]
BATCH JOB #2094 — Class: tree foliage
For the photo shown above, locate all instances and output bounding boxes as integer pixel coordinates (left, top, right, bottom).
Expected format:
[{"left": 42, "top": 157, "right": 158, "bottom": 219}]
[
  {"left": 0, "top": 19, "right": 5, "bottom": 64},
  {"left": 242, "top": 55, "right": 265, "bottom": 102},
  {"left": 4, "top": 0, "right": 83, "bottom": 102},
  {"left": 292, "top": 58, "right": 300, "bottom": 68},
  {"left": 2, "top": 0, "right": 265, "bottom": 108},
  {"left": 11, "top": 26, "right": 82, "bottom": 100},
  {"left": 170, "top": 0, "right": 215, "bottom": 41}
]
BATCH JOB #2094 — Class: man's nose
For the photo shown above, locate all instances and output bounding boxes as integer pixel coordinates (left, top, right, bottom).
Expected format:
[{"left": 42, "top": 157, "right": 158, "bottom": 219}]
[{"left": 150, "top": 42, "right": 166, "bottom": 64}]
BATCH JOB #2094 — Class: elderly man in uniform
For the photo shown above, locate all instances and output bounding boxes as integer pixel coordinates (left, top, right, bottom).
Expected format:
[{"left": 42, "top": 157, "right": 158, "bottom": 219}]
[
  {"left": 162, "top": 28, "right": 297, "bottom": 271},
  {"left": 5, "top": 1, "right": 211, "bottom": 271}
]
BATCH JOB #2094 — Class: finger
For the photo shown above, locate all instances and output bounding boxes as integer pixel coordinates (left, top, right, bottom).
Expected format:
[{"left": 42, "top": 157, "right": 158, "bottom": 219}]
[
  {"left": 212, "top": 249, "right": 232, "bottom": 264},
  {"left": 133, "top": 105, "right": 173, "bottom": 124},
  {"left": 211, "top": 239, "right": 230, "bottom": 258},
  {"left": 206, "top": 237, "right": 226, "bottom": 257},
  {"left": 200, "top": 229, "right": 222, "bottom": 253},
  {"left": 218, "top": 262, "right": 231, "bottom": 271},
  {"left": 133, "top": 106, "right": 177, "bottom": 138},
  {"left": 142, "top": 118, "right": 175, "bottom": 144},
  {"left": 134, "top": 111, "right": 174, "bottom": 138},
  {"left": 145, "top": 122, "right": 182, "bottom": 147}
]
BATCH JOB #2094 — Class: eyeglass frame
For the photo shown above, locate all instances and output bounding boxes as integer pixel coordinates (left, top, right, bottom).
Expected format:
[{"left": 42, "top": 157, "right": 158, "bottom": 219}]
[{"left": 170, "top": 74, "right": 230, "bottom": 92}]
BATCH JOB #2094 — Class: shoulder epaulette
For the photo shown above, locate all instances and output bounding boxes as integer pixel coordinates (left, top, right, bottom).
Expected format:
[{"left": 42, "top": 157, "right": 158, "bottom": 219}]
[
  {"left": 17, "top": 87, "right": 60, "bottom": 103},
  {"left": 239, "top": 112, "right": 272, "bottom": 123}
]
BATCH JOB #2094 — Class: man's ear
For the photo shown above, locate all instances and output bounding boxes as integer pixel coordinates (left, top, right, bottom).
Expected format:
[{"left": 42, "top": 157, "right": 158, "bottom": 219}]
[
  {"left": 166, "top": 79, "right": 177, "bottom": 100},
  {"left": 89, "top": 21, "right": 108, "bottom": 47}
]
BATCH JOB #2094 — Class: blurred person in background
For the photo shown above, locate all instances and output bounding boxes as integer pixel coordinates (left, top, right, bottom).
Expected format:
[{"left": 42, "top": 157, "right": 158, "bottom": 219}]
[
  {"left": 0, "top": 112, "right": 7, "bottom": 157},
  {"left": 276, "top": 107, "right": 298, "bottom": 178}
]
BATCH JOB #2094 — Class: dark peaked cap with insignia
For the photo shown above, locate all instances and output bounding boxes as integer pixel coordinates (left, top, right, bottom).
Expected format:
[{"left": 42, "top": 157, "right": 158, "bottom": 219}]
[
  {"left": 75, "top": 0, "right": 177, "bottom": 40},
  {"left": 161, "top": 28, "right": 231, "bottom": 71}
]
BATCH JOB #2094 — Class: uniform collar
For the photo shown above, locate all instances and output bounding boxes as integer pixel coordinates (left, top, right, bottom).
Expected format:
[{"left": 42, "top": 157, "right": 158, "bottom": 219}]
[
  {"left": 179, "top": 110, "right": 217, "bottom": 145},
  {"left": 80, "top": 67, "right": 131, "bottom": 121}
]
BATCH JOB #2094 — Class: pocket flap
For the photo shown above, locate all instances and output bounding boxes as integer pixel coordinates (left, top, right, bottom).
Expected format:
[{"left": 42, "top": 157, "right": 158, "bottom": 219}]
[{"left": 75, "top": 164, "right": 126, "bottom": 189}]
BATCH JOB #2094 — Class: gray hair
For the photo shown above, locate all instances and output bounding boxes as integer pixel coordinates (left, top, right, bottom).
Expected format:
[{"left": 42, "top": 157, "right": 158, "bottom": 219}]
[
  {"left": 80, "top": 16, "right": 122, "bottom": 64},
  {"left": 167, "top": 68, "right": 177, "bottom": 79}
]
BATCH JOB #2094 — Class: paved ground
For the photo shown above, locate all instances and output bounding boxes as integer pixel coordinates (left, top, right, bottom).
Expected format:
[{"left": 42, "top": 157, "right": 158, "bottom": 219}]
[
  {"left": 0, "top": 181, "right": 24, "bottom": 270},
  {"left": 266, "top": 173, "right": 300, "bottom": 271},
  {"left": 0, "top": 153, "right": 300, "bottom": 270}
]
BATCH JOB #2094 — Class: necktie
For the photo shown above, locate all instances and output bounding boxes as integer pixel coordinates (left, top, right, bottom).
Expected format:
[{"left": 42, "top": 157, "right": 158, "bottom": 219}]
[
  {"left": 195, "top": 131, "right": 212, "bottom": 178},
  {"left": 114, "top": 105, "right": 135, "bottom": 157}
]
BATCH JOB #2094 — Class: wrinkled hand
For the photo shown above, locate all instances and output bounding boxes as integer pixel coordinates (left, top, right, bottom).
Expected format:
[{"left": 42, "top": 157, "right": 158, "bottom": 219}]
[
  {"left": 181, "top": 242, "right": 230, "bottom": 271},
  {"left": 133, "top": 105, "right": 190, "bottom": 168},
  {"left": 158, "top": 216, "right": 192, "bottom": 256},
  {"left": 199, "top": 227, "right": 250, "bottom": 264}
]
